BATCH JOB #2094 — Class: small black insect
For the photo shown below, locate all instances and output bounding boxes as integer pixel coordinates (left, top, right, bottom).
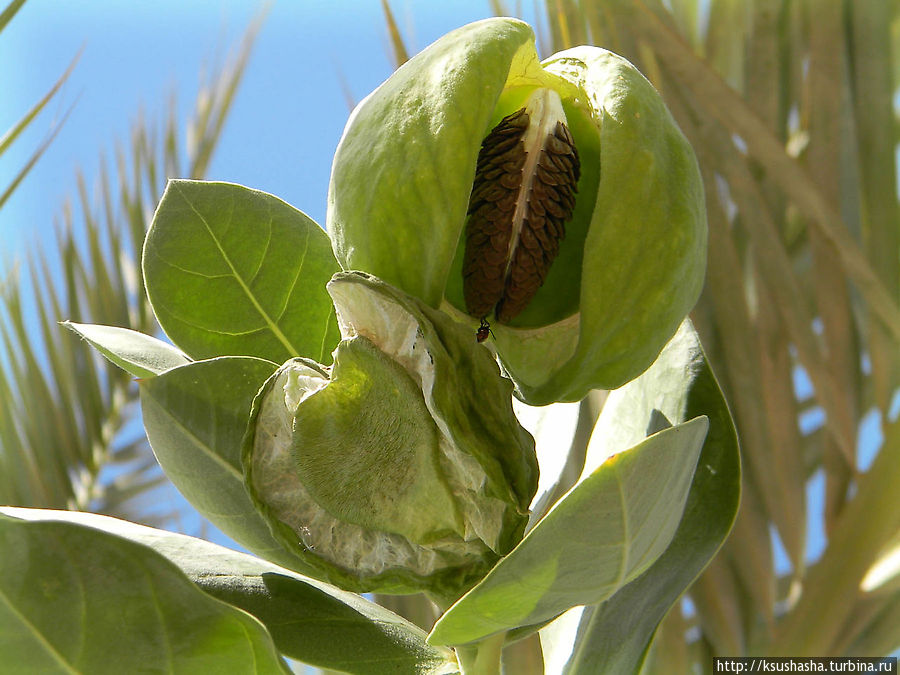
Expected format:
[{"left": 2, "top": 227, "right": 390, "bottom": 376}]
[{"left": 476, "top": 317, "right": 494, "bottom": 343}]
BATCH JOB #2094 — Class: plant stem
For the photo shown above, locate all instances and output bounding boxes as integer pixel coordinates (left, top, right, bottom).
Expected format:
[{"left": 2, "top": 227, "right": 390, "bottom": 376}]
[{"left": 455, "top": 632, "right": 507, "bottom": 675}]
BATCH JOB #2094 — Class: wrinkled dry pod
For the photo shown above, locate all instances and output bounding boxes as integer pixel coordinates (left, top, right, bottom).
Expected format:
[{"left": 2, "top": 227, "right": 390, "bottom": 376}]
[
  {"left": 329, "top": 18, "right": 707, "bottom": 404},
  {"left": 242, "top": 272, "right": 537, "bottom": 598}
]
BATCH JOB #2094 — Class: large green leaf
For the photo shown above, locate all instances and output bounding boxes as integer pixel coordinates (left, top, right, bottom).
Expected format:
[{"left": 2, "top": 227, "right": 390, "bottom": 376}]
[
  {"left": 143, "top": 179, "right": 340, "bottom": 364},
  {"left": 0, "top": 511, "right": 288, "bottom": 674},
  {"left": 428, "top": 416, "right": 708, "bottom": 646},
  {"left": 541, "top": 320, "right": 740, "bottom": 674},
  {"left": 139, "top": 355, "right": 312, "bottom": 573},
  {"left": 62, "top": 321, "right": 190, "bottom": 378},
  {"left": 1, "top": 508, "right": 458, "bottom": 674}
]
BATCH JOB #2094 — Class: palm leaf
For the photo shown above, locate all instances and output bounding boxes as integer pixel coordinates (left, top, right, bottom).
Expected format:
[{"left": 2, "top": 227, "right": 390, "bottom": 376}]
[
  {"left": 0, "top": 0, "right": 77, "bottom": 212},
  {"left": 0, "top": 19, "right": 261, "bottom": 532},
  {"left": 0, "top": 0, "right": 26, "bottom": 32},
  {"left": 381, "top": 0, "right": 410, "bottom": 67}
]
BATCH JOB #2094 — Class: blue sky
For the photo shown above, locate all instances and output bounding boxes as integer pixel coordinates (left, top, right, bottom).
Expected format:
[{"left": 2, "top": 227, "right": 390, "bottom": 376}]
[{"left": 1, "top": 1, "right": 540, "bottom": 260}]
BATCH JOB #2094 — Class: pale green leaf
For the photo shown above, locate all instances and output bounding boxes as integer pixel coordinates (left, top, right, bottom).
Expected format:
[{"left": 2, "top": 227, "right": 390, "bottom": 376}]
[
  {"left": 143, "top": 180, "right": 340, "bottom": 364},
  {"left": 540, "top": 319, "right": 740, "bottom": 673},
  {"left": 428, "top": 416, "right": 708, "bottom": 646},
  {"left": 1, "top": 508, "right": 458, "bottom": 674},
  {"left": 62, "top": 321, "right": 189, "bottom": 378},
  {"left": 0, "top": 511, "right": 289, "bottom": 674},
  {"left": 138, "top": 355, "right": 314, "bottom": 573}
]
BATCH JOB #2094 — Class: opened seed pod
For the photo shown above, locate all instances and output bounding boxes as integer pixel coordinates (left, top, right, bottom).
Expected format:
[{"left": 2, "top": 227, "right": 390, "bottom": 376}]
[
  {"left": 328, "top": 18, "right": 706, "bottom": 404},
  {"left": 242, "top": 271, "right": 538, "bottom": 598}
]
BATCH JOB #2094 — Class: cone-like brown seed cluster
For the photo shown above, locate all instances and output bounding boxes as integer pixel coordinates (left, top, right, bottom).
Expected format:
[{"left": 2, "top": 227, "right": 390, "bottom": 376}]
[{"left": 463, "top": 108, "right": 580, "bottom": 325}]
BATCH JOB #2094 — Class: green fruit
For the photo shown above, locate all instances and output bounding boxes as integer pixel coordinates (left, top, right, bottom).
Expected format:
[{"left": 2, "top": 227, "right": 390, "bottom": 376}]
[{"left": 328, "top": 18, "right": 706, "bottom": 404}]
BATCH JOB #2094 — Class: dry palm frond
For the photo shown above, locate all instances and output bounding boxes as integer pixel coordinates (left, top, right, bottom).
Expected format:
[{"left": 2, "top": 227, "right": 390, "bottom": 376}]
[
  {"left": 385, "top": 0, "right": 900, "bottom": 661},
  {"left": 523, "top": 0, "right": 900, "bottom": 660}
]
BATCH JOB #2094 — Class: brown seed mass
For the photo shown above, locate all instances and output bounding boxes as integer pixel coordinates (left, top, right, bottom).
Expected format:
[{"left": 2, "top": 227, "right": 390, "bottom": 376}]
[{"left": 463, "top": 109, "right": 581, "bottom": 325}]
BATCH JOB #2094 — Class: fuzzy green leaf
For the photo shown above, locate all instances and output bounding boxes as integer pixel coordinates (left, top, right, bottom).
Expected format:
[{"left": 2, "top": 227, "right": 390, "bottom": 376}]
[
  {"left": 0, "top": 510, "right": 288, "bottom": 674},
  {"left": 428, "top": 416, "right": 708, "bottom": 645},
  {"left": 143, "top": 180, "right": 340, "bottom": 364},
  {"left": 1, "top": 508, "right": 458, "bottom": 675},
  {"left": 541, "top": 320, "right": 741, "bottom": 674},
  {"left": 62, "top": 321, "right": 189, "bottom": 378}
]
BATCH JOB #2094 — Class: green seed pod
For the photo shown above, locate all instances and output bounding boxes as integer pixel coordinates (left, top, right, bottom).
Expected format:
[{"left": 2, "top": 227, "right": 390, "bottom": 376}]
[
  {"left": 242, "top": 271, "right": 537, "bottom": 598},
  {"left": 328, "top": 18, "right": 706, "bottom": 404}
]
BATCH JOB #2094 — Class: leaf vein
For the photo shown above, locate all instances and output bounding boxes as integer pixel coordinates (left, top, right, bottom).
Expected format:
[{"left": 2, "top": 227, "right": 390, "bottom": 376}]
[
  {"left": 174, "top": 182, "right": 299, "bottom": 357},
  {"left": 273, "top": 223, "right": 309, "bottom": 324},
  {"left": 0, "top": 584, "right": 81, "bottom": 674},
  {"left": 144, "top": 387, "right": 243, "bottom": 481}
]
